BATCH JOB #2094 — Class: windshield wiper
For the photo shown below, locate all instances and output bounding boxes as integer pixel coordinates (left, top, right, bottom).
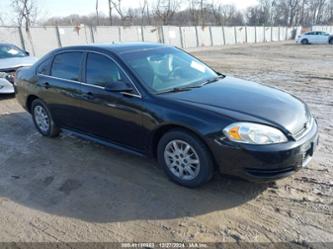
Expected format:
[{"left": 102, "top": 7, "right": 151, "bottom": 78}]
[
  {"left": 200, "top": 75, "right": 225, "bottom": 86},
  {"left": 157, "top": 75, "right": 225, "bottom": 95},
  {"left": 157, "top": 85, "right": 202, "bottom": 94}
]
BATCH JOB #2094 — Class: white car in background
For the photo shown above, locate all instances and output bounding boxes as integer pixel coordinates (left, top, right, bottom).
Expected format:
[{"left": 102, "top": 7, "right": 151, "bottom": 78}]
[
  {"left": 0, "top": 43, "right": 37, "bottom": 94},
  {"left": 296, "top": 31, "right": 333, "bottom": 45}
]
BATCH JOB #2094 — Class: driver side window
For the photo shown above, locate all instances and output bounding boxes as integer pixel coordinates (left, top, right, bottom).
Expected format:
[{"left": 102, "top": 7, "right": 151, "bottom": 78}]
[{"left": 86, "top": 53, "right": 124, "bottom": 87}]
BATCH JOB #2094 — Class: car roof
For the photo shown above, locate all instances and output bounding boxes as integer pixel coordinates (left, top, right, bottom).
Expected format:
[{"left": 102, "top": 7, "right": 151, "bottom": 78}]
[
  {"left": 57, "top": 42, "right": 171, "bottom": 55},
  {"left": 306, "top": 31, "right": 326, "bottom": 33}
]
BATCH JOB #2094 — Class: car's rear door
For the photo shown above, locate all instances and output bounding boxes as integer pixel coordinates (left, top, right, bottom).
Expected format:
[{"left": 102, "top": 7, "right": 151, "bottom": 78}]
[
  {"left": 37, "top": 51, "right": 84, "bottom": 129},
  {"left": 77, "top": 52, "right": 146, "bottom": 152}
]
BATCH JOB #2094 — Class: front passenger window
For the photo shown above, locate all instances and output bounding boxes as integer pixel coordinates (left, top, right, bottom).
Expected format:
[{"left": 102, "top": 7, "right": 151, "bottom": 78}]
[{"left": 86, "top": 53, "right": 124, "bottom": 87}]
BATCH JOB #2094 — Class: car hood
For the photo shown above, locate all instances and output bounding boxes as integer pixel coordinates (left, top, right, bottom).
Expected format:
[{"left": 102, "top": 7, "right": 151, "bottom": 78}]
[
  {"left": 162, "top": 76, "right": 310, "bottom": 135},
  {"left": 0, "top": 56, "right": 38, "bottom": 71}
]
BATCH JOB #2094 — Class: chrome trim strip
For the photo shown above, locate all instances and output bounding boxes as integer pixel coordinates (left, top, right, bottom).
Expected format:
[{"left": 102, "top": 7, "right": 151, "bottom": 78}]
[
  {"left": 38, "top": 49, "right": 143, "bottom": 99},
  {"left": 38, "top": 73, "right": 87, "bottom": 85},
  {"left": 295, "top": 116, "right": 314, "bottom": 141},
  {"left": 121, "top": 91, "right": 141, "bottom": 98}
]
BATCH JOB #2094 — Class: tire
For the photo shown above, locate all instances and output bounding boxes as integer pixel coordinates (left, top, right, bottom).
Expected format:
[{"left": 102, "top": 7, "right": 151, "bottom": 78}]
[
  {"left": 329, "top": 38, "right": 333, "bottom": 45},
  {"left": 157, "top": 129, "right": 214, "bottom": 188},
  {"left": 31, "top": 99, "right": 60, "bottom": 137},
  {"left": 301, "top": 39, "right": 309, "bottom": 45}
]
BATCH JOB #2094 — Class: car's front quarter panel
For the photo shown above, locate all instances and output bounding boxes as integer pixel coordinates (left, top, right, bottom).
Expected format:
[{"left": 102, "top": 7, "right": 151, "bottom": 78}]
[
  {"left": 141, "top": 96, "right": 236, "bottom": 156},
  {"left": 144, "top": 93, "right": 319, "bottom": 182}
]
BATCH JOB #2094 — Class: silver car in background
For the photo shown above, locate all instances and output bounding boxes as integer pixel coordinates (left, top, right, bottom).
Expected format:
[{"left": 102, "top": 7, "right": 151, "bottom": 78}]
[
  {"left": 296, "top": 31, "right": 333, "bottom": 45},
  {"left": 0, "top": 43, "right": 38, "bottom": 94}
]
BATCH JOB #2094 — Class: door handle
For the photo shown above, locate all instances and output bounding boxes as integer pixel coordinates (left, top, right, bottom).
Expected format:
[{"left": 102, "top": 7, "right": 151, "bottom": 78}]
[
  {"left": 83, "top": 91, "right": 94, "bottom": 100},
  {"left": 42, "top": 82, "right": 50, "bottom": 89}
]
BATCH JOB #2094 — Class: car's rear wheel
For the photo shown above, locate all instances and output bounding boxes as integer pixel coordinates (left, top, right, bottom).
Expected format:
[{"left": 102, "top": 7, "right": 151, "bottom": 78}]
[
  {"left": 31, "top": 99, "right": 60, "bottom": 137},
  {"left": 329, "top": 38, "right": 333, "bottom": 45},
  {"left": 301, "top": 39, "right": 309, "bottom": 45},
  {"left": 157, "top": 129, "right": 214, "bottom": 187}
]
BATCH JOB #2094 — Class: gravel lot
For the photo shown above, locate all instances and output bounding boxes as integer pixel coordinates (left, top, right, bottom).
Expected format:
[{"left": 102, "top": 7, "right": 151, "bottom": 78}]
[{"left": 0, "top": 42, "right": 332, "bottom": 245}]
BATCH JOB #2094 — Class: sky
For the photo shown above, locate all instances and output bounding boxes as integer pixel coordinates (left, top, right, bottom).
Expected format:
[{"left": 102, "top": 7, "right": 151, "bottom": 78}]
[{"left": 0, "top": 0, "right": 258, "bottom": 24}]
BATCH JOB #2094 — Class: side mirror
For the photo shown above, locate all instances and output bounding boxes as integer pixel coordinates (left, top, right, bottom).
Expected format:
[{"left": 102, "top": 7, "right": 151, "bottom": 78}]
[
  {"left": 25, "top": 51, "right": 30, "bottom": 56},
  {"left": 105, "top": 80, "right": 133, "bottom": 93}
]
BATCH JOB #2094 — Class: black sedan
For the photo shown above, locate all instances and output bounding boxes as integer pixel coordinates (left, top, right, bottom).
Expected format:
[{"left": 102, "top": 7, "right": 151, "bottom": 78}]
[{"left": 15, "top": 43, "right": 319, "bottom": 187}]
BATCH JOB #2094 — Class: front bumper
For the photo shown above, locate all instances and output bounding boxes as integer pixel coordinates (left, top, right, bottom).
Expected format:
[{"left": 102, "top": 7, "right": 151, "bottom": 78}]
[
  {"left": 0, "top": 78, "right": 15, "bottom": 94},
  {"left": 210, "top": 120, "right": 319, "bottom": 182}
]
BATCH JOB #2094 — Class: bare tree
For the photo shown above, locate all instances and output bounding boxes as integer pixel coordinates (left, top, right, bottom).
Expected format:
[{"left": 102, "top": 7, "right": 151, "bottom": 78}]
[
  {"left": 153, "top": 0, "right": 180, "bottom": 25},
  {"left": 299, "top": 0, "right": 306, "bottom": 24},
  {"left": 330, "top": 0, "right": 333, "bottom": 22},
  {"left": 110, "top": 0, "right": 129, "bottom": 24},
  {"left": 139, "top": 0, "right": 150, "bottom": 25},
  {"left": 219, "top": 4, "right": 244, "bottom": 25},
  {"left": 0, "top": 15, "right": 4, "bottom": 26},
  {"left": 108, "top": 0, "right": 113, "bottom": 25},
  {"left": 110, "top": 0, "right": 137, "bottom": 25},
  {"left": 11, "top": 0, "right": 38, "bottom": 31},
  {"left": 210, "top": 2, "right": 222, "bottom": 25},
  {"left": 96, "top": 0, "right": 100, "bottom": 25},
  {"left": 145, "top": 0, "right": 151, "bottom": 25},
  {"left": 38, "top": 0, "right": 333, "bottom": 27},
  {"left": 309, "top": 0, "right": 327, "bottom": 23},
  {"left": 245, "top": 0, "right": 273, "bottom": 25},
  {"left": 287, "top": 0, "right": 300, "bottom": 26},
  {"left": 270, "top": 0, "right": 330, "bottom": 25},
  {"left": 188, "top": 0, "right": 201, "bottom": 26},
  {"left": 11, "top": 0, "right": 38, "bottom": 55}
]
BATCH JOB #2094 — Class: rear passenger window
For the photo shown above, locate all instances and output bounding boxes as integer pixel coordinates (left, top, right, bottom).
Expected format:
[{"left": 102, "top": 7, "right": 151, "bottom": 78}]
[
  {"left": 51, "top": 52, "right": 83, "bottom": 81},
  {"left": 86, "top": 53, "right": 124, "bottom": 87},
  {"left": 37, "top": 57, "right": 52, "bottom": 75}
]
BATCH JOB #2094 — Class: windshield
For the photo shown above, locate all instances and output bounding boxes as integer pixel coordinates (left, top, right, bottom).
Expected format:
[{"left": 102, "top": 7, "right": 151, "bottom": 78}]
[
  {"left": 121, "top": 47, "right": 218, "bottom": 93},
  {"left": 0, "top": 44, "right": 27, "bottom": 59}
]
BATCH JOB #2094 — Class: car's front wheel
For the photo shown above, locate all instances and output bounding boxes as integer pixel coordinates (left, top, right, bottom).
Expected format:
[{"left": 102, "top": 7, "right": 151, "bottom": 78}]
[
  {"left": 31, "top": 99, "right": 60, "bottom": 137},
  {"left": 301, "top": 39, "right": 309, "bottom": 45},
  {"left": 157, "top": 129, "right": 214, "bottom": 187}
]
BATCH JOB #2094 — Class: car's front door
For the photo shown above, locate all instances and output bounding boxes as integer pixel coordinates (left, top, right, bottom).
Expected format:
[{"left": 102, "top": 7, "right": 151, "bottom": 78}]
[
  {"left": 77, "top": 52, "right": 146, "bottom": 152},
  {"left": 319, "top": 32, "right": 329, "bottom": 43},
  {"left": 37, "top": 51, "right": 84, "bottom": 129},
  {"left": 306, "top": 32, "right": 316, "bottom": 43}
]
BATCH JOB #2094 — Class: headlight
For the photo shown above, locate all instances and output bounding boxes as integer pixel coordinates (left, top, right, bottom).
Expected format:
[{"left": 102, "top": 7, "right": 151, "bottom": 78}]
[
  {"left": 0, "top": 72, "right": 15, "bottom": 84},
  {"left": 223, "top": 122, "right": 288, "bottom": 145},
  {"left": 0, "top": 72, "right": 8, "bottom": 79}
]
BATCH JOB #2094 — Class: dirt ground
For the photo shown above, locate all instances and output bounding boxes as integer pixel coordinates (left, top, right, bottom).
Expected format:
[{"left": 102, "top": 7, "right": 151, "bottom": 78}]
[{"left": 0, "top": 42, "right": 332, "bottom": 246}]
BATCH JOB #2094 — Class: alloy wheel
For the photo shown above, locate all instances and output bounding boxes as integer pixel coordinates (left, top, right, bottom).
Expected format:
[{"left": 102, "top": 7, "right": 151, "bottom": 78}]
[
  {"left": 164, "top": 139, "right": 200, "bottom": 181},
  {"left": 34, "top": 105, "right": 50, "bottom": 133}
]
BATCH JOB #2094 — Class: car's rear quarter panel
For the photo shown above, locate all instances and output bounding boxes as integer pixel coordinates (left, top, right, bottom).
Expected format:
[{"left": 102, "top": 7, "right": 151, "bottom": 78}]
[{"left": 15, "top": 67, "right": 39, "bottom": 111}]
